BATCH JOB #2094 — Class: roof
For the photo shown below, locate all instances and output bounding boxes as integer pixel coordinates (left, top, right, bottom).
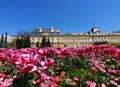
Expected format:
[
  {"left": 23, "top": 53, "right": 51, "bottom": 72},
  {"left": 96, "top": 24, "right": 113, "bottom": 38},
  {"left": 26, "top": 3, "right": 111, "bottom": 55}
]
[{"left": 31, "top": 27, "right": 61, "bottom": 36}]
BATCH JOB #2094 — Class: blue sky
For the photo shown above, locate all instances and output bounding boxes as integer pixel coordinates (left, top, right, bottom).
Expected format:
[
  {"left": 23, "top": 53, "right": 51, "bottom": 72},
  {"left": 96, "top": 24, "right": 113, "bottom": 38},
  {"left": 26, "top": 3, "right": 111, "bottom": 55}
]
[{"left": 0, "top": 0, "right": 120, "bottom": 35}]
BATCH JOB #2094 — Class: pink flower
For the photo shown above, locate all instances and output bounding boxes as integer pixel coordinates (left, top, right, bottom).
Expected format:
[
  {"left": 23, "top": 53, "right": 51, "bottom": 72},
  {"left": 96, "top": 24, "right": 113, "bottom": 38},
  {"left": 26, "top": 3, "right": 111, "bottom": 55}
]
[
  {"left": 15, "top": 53, "right": 38, "bottom": 73},
  {"left": 107, "top": 69, "right": 120, "bottom": 74},
  {"left": 0, "top": 73, "right": 6, "bottom": 82},
  {"left": 95, "top": 65, "right": 106, "bottom": 73},
  {"left": 0, "top": 78, "right": 13, "bottom": 87},
  {"left": 55, "top": 76, "right": 61, "bottom": 83},
  {"left": 72, "top": 82, "right": 77, "bottom": 86},
  {"left": 48, "top": 80, "right": 58, "bottom": 87},
  {"left": 107, "top": 69, "right": 116, "bottom": 74},
  {"left": 38, "top": 48, "right": 48, "bottom": 58},
  {"left": 50, "top": 76, "right": 55, "bottom": 81},
  {"left": 110, "top": 80, "right": 117, "bottom": 86},
  {"left": 66, "top": 78, "right": 72, "bottom": 83},
  {"left": 61, "top": 47, "right": 72, "bottom": 56},
  {"left": 87, "top": 73, "right": 92, "bottom": 78},
  {"left": 55, "top": 48, "right": 62, "bottom": 56},
  {"left": 0, "top": 53, "right": 6, "bottom": 62},
  {"left": 40, "top": 58, "right": 54, "bottom": 69},
  {"left": 60, "top": 71, "right": 65, "bottom": 77},
  {"left": 30, "top": 46, "right": 38, "bottom": 54},
  {"left": 73, "top": 77, "right": 79, "bottom": 81},
  {"left": 115, "top": 70, "right": 120, "bottom": 74},
  {"left": 32, "top": 80, "right": 36, "bottom": 85},
  {"left": 56, "top": 66, "right": 61, "bottom": 71},
  {"left": 20, "top": 64, "right": 34, "bottom": 72},
  {"left": 86, "top": 81, "right": 96, "bottom": 87},
  {"left": 21, "top": 48, "right": 31, "bottom": 54},
  {"left": 44, "top": 58, "right": 55, "bottom": 67},
  {"left": 29, "top": 65, "right": 37, "bottom": 73},
  {"left": 40, "top": 61, "right": 47, "bottom": 69},
  {"left": 40, "top": 83, "right": 48, "bottom": 87},
  {"left": 101, "top": 83, "right": 107, "bottom": 87}
]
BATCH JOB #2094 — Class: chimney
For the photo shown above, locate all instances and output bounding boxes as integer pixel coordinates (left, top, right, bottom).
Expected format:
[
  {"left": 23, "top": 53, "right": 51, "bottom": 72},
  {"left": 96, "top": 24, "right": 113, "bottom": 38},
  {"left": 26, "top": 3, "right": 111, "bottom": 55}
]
[
  {"left": 39, "top": 27, "right": 42, "bottom": 32},
  {"left": 50, "top": 26, "right": 54, "bottom": 32}
]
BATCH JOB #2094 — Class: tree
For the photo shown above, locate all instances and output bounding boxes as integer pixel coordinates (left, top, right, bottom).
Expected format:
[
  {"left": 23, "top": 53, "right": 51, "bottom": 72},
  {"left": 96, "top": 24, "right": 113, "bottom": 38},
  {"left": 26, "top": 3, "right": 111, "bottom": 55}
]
[
  {"left": 36, "top": 41, "right": 39, "bottom": 48},
  {"left": 24, "top": 35, "right": 30, "bottom": 48},
  {"left": 0, "top": 34, "right": 4, "bottom": 47},
  {"left": 17, "top": 31, "right": 31, "bottom": 48},
  {"left": 40, "top": 36, "right": 51, "bottom": 48},
  {"left": 46, "top": 38, "right": 51, "bottom": 47},
  {"left": 40, "top": 36, "right": 47, "bottom": 48},
  {"left": 16, "top": 38, "right": 23, "bottom": 49},
  {"left": 4, "top": 32, "right": 7, "bottom": 48}
]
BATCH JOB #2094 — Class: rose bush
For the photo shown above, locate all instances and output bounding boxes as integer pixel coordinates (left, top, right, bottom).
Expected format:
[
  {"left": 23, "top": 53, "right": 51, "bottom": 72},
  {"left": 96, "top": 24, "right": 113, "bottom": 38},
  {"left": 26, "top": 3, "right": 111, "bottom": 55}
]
[{"left": 0, "top": 45, "right": 120, "bottom": 87}]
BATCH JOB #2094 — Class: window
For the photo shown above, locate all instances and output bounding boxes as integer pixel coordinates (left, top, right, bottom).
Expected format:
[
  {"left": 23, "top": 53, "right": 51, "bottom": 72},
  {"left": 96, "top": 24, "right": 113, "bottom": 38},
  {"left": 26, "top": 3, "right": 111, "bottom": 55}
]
[
  {"left": 31, "top": 37, "right": 34, "bottom": 43},
  {"left": 64, "top": 39, "right": 67, "bottom": 44},
  {"left": 32, "top": 37, "right": 34, "bottom": 40},
  {"left": 38, "top": 37, "right": 40, "bottom": 40},
  {"left": 52, "top": 37, "right": 54, "bottom": 42},
  {"left": 71, "top": 38, "right": 72, "bottom": 42},
  {"left": 32, "top": 40, "right": 34, "bottom": 43},
  {"left": 37, "top": 37, "right": 40, "bottom": 42},
  {"left": 57, "top": 37, "right": 59, "bottom": 43}
]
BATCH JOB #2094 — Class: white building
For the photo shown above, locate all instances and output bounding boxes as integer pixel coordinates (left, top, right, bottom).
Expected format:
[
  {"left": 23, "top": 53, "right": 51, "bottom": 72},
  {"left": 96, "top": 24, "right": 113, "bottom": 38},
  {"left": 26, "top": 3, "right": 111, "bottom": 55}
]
[{"left": 0, "top": 34, "right": 15, "bottom": 43}]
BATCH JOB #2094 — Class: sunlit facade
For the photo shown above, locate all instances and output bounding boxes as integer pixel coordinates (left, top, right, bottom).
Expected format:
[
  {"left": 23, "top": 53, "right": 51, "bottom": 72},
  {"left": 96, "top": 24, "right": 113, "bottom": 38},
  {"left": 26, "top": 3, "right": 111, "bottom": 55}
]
[
  {"left": 0, "top": 34, "right": 13, "bottom": 43},
  {"left": 30, "top": 27, "right": 120, "bottom": 48}
]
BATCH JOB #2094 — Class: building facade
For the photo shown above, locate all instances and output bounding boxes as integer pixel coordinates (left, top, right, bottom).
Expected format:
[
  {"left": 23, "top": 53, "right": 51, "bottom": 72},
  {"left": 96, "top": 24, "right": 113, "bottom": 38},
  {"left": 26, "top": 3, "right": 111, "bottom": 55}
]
[
  {"left": 0, "top": 34, "right": 13, "bottom": 43},
  {"left": 30, "top": 27, "right": 120, "bottom": 48}
]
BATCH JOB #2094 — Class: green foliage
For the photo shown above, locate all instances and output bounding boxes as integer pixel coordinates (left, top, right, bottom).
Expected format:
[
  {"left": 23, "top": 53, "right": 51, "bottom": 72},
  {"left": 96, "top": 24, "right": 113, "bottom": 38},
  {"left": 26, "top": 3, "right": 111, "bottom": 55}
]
[
  {"left": 113, "top": 43, "right": 120, "bottom": 48},
  {"left": 12, "top": 73, "right": 35, "bottom": 87},
  {"left": 40, "top": 36, "right": 51, "bottom": 48},
  {"left": 93, "top": 41, "right": 108, "bottom": 45},
  {"left": 23, "top": 35, "right": 31, "bottom": 48},
  {"left": 36, "top": 41, "right": 39, "bottom": 48},
  {"left": 16, "top": 31, "right": 31, "bottom": 48},
  {"left": 56, "top": 58, "right": 91, "bottom": 87},
  {"left": 16, "top": 38, "right": 23, "bottom": 49},
  {"left": 4, "top": 32, "right": 8, "bottom": 48},
  {"left": 0, "top": 32, "right": 8, "bottom": 48},
  {"left": 0, "top": 34, "right": 4, "bottom": 47},
  {"left": 46, "top": 38, "right": 51, "bottom": 47},
  {"left": 40, "top": 36, "right": 46, "bottom": 48}
]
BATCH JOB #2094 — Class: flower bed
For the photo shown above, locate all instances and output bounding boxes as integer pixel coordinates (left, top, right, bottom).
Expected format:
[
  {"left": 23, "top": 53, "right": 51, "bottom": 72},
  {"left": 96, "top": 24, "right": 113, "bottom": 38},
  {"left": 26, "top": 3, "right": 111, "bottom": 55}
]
[{"left": 0, "top": 45, "right": 120, "bottom": 87}]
